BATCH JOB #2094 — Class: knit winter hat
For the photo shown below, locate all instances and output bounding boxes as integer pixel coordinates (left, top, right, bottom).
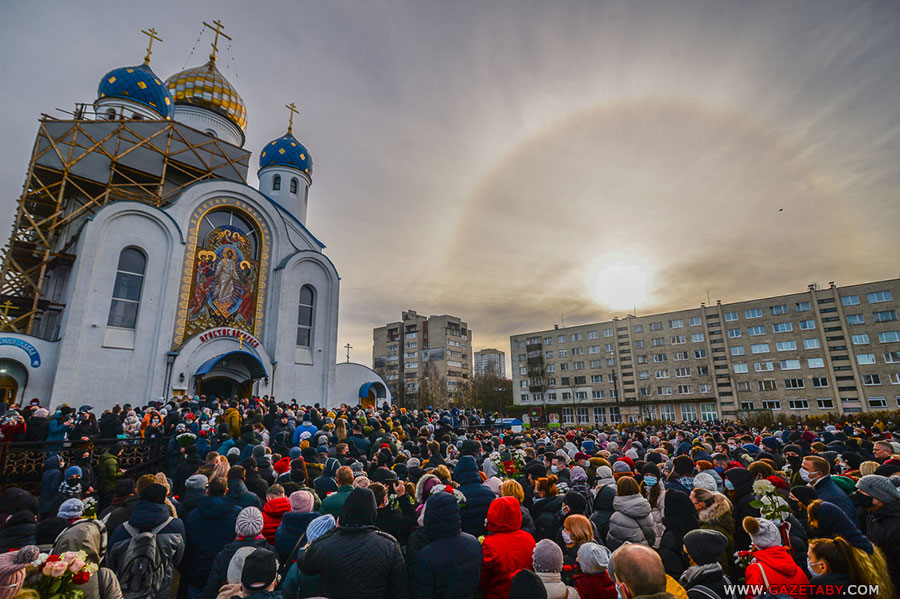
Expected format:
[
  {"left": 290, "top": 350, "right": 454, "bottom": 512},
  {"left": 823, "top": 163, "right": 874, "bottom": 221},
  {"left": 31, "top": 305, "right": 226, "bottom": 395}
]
[
  {"left": 185, "top": 474, "right": 208, "bottom": 492},
  {"left": 306, "top": 514, "right": 336, "bottom": 542},
  {"left": 693, "top": 472, "right": 718, "bottom": 492},
  {"left": 673, "top": 455, "right": 695, "bottom": 476},
  {"left": 857, "top": 475, "right": 900, "bottom": 504},
  {"left": 577, "top": 542, "right": 611, "bottom": 574},
  {"left": 684, "top": 529, "right": 728, "bottom": 565},
  {"left": 235, "top": 506, "right": 264, "bottom": 537},
  {"left": 140, "top": 483, "right": 168, "bottom": 505},
  {"left": 33, "top": 408, "right": 49, "bottom": 418},
  {"left": 0, "top": 546, "right": 38, "bottom": 599},
  {"left": 289, "top": 490, "right": 314, "bottom": 513},
  {"left": 613, "top": 461, "right": 631, "bottom": 473},
  {"left": 570, "top": 466, "right": 587, "bottom": 483},
  {"left": 57, "top": 498, "right": 84, "bottom": 519},
  {"left": 227, "top": 447, "right": 241, "bottom": 457},
  {"left": 64, "top": 466, "right": 82, "bottom": 478},
  {"left": 509, "top": 569, "right": 548, "bottom": 599},
  {"left": 743, "top": 517, "right": 781, "bottom": 549},
  {"left": 533, "top": 539, "right": 564, "bottom": 573},
  {"left": 288, "top": 447, "right": 302, "bottom": 459}
]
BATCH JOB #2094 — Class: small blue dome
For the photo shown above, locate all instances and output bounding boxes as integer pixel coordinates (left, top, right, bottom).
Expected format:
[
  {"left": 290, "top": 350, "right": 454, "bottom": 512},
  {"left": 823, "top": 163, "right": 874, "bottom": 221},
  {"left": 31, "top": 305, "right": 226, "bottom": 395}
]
[
  {"left": 97, "top": 63, "right": 173, "bottom": 118},
  {"left": 259, "top": 132, "right": 313, "bottom": 175}
]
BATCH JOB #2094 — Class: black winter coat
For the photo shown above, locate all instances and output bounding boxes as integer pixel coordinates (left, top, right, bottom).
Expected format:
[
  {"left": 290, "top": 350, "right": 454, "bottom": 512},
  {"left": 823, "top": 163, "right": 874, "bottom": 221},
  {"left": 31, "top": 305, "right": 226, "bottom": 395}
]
[
  {"left": 531, "top": 495, "right": 564, "bottom": 541},
  {"left": 201, "top": 536, "right": 271, "bottom": 599},
  {"left": 865, "top": 501, "right": 900, "bottom": 585},
  {"left": 376, "top": 496, "right": 416, "bottom": 547},
  {"left": 724, "top": 469, "right": 759, "bottom": 551},
  {"left": 409, "top": 493, "right": 482, "bottom": 599}
]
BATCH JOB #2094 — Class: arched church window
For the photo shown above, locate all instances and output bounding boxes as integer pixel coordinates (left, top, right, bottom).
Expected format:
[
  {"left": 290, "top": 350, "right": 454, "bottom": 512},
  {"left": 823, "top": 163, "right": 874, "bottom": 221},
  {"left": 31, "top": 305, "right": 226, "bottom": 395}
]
[
  {"left": 107, "top": 247, "right": 146, "bottom": 328},
  {"left": 297, "top": 285, "right": 315, "bottom": 347},
  {"left": 272, "top": 175, "right": 281, "bottom": 191},
  {"left": 290, "top": 178, "right": 298, "bottom": 194},
  {"left": 186, "top": 208, "right": 262, "bottom": 337}
]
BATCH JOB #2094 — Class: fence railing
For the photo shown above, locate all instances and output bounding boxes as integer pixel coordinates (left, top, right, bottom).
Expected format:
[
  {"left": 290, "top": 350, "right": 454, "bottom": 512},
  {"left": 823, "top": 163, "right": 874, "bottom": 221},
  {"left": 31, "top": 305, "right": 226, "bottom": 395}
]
[{"left": 0, "top": 437, "right": 171, "bottom": 493}]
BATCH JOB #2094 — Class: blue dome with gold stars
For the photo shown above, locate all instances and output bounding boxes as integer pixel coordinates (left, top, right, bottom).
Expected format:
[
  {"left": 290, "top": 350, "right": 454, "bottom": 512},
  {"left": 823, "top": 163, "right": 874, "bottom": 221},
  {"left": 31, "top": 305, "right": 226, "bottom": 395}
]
[
  {"left": 259, "top": 132, "right": 313, "bottom": 176},
  {"left": 97, "top": 63, "right": 173, "bottom": 118}
]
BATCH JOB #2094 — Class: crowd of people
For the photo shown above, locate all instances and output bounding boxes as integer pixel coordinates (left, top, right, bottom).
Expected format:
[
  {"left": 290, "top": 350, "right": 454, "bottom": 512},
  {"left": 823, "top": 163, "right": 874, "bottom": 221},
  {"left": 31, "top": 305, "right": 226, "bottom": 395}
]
[{"left": 0, "top": 396, "right": 898, "bottom": 599}]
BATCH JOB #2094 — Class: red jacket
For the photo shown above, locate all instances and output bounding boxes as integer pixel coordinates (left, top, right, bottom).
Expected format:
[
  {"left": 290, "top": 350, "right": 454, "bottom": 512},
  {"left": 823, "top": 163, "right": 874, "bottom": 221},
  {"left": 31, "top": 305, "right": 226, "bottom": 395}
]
[
  {"left": 480, "top": 496, "right": 536, "bottom": 599},
  {"left": 574, "top": 571, "right": 616, "bottom": 599},
  {"left": 261, "top": 496, "right": 291, "bottom": 543},
  {"left": 744, "top": 546, "right": 808, "bottom": 599}
]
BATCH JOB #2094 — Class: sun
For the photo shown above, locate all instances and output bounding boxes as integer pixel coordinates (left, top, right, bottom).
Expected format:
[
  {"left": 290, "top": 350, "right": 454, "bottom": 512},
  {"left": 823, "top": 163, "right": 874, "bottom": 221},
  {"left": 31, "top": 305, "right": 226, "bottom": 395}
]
[{"left": 593, "top": 263, "right": 649, "bottom": 311}]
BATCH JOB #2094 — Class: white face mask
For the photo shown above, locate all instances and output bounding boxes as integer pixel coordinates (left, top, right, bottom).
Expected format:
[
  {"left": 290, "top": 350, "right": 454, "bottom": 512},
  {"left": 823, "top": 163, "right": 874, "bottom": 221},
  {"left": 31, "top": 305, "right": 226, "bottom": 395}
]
[
  {"left": 561, "top": 530, "right": 573, "bottom": 545},
  {"left": 799, "top": 468, "right": 817, "bottom": 483}
]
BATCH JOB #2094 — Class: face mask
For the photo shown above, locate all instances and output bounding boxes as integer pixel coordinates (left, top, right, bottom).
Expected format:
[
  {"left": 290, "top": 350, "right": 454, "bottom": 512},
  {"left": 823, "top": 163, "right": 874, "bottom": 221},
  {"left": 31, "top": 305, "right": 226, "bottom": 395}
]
[
  {"left": 724, "top": 479, "right": 734, "bottom": 491},
  {"left": 643, "top": 476, "right": 658, "bottom": 487},
  {"left": 714, "top": 466, "right": 724, "bottom": 475},
  {"left": 561, "top": 505, "right": 570, "bottom": 516},
  {"left": 854, "top": 493, "right": 875, "bottom": 509},
  {"left": 561, "top": 530, "right": 573, "bottom": 544},
  {"left": 807, "top": 558, "right": 823, "bottom": 575},
  {"left": 728, "top": 444, "right": 736, "bottom": 451},
  {"left": 551, "top": 465, "right": 559, "bottom": 474},
  {"left": 799, "top": 468, "right": 814, "bottom": 483}
]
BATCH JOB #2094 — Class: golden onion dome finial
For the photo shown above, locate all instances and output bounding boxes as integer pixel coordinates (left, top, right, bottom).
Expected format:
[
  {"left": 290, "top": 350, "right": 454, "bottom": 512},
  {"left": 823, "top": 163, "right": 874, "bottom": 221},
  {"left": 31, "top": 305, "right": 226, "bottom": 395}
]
[
  {"left": 141, "top": 27, "right": 162, "bottom": 65},
  {"left": 285, "top": 102, "right": 299, "bottom": 134}
]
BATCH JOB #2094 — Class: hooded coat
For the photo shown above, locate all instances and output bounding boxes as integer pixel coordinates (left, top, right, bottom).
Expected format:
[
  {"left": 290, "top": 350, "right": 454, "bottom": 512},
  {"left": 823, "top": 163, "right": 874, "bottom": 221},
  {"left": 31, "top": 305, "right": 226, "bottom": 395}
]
[
  {"left": 532, "top": 494, "right": 565, "bottom": 541},
  {"left": 480, "top": 496, "right": 537, "bottom": 599},
  {"left": 274, "top": 510, "right": 320, "bottom": 562},
  {"left": 201, "top": 535, "right": 271, "bottom": 599},
  {"left": 40, "top": 455, "right": 65, "bottom": 514},
  {"left": 261, "top": 496, "right": 292, "bottom": 544},
  {"left": 863, "top": 499, "right": 900, "bottom": 584},
  {"left": 606, "top": 494, "right": 656, "bottom": 549},
  {"left": 697, "top": 496, "right": 735, "bottom": 574},
  {"left": 743, "top": 546, "right": 808, "bottom": 599},
  {"left": 98, "top": 451, "right": 123, "bottom": 495},
  {"left": 107, "top": 501, "right": 185, "bottom": 599},
  {"left": 301, "top": 487, "right": 408, "bottom": 599},
  {"left": 313, "top": 457, "right": 340, "bottom": 500},
  {"left": 225, "top": 479, "right": 261, "bottom": 509},
  {"left": 658, "top": 491, "right": 699, "bottom": 578},
  {"left": 453, "top": 455, "right": 496, "bottom": 536},
  {"left": 0, "top": 511, "right": 36, "bottom": 552},
  {"left": 591, "top": 473, "right": 617, "bottom": 542},
  {"left": 724, "top": 468, "right": 759, "bottom": 551},
  {"left": 180, "top": 496, "right": 241, "bottom": 589},
  {"left": 410, "top": 492, "right": 483, "bottom": 599}
]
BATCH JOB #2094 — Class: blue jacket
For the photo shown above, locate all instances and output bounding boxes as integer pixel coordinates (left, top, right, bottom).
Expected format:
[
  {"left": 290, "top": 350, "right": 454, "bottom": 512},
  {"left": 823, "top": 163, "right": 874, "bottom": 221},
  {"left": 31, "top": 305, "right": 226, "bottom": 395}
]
[
  {"left": 410, "top": 493, "right": 482, "bottom": 599},
  {"left": 46, "top": 413, "right": 69, "bottom": 452},
  {"left": 452, "top": 456, "right": 495, "bottom": 537},
  {"left": 291, "top": 423, "right": 319, "bottom": 446},
  {"left": 226, "top": 480, "right": 261, "bottom": 509},
  {"left": 180, "top": 496, "right": 241, "bottom": 587},
  {"left": 275, "top": 511, "right": 320, "bottom": 562},
  {"left": 813, "top": 476, "right": 858, "bottom": 526}
]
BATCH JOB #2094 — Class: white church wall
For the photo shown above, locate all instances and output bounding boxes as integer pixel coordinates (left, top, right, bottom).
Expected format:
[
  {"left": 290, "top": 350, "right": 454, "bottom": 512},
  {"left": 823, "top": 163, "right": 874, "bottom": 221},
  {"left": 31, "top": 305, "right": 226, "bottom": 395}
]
[
  {"left": 334, "top": 362, "right": 393, "bottom": 407},
  {"left": 268, "top": 252, "right": 339, "bottom": 406},
  {"left": 49, "top": 204, "right": 183, "bottom": 410},
  {"left": 0, "top": 335, "right": 59, "bottom": 406}
]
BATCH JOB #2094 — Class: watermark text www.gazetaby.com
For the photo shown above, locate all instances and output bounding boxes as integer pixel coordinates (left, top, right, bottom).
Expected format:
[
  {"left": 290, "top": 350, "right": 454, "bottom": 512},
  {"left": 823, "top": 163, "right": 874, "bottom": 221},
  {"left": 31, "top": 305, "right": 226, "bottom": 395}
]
[{"left": 725, "top": 584, "right": 880, "bottom": 597}]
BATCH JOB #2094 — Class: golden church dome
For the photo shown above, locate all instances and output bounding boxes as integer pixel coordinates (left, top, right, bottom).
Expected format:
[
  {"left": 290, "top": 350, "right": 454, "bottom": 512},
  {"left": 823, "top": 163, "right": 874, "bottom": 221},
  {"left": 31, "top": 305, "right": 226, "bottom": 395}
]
[{"left": 165, "top": 60, "right": 247, "bottom": 130}]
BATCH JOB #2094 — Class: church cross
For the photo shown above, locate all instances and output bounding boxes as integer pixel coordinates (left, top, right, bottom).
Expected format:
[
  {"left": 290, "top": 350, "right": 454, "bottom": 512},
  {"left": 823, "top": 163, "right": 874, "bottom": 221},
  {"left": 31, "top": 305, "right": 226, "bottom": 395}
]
[
  {"left": 344, "top": 343, "right": 352, "bottom": 363},
  {"left": 285, "top": 103, "right": 299, "bottom": 134},
  {"left": 0, "top": 301, "right": 18, "bottom": 319},
  {"left": 141, "top": 27, "right": 163, "bottom": 65},
  {"left": 202, "top": 19, "right": 232, "bottom": 63}
]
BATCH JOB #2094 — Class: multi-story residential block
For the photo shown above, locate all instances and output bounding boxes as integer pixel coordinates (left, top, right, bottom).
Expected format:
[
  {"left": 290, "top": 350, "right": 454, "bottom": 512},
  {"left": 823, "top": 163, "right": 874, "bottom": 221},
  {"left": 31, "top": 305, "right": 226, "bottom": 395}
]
[
  {"left": 510, "top": 279, "right": 900, "bottom": 425},
  {"left": 373, "top": 310, "right": 472, "bottom": 404},
  {"left": 474, "top": 348, "right": 506, "bottom": 378}
]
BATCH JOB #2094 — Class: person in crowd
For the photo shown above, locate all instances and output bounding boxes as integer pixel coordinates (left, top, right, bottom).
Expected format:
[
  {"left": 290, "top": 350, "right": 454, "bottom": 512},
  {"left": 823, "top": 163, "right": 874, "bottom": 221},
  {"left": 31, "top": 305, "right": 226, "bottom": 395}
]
[
  {"left": 572, "top": 542, "right": 615, "bottom": 599},
  {"left": 723, "top": 468, "right": 758, "bottom": 551},
  {"left": 54, "top": 511, "right": 123, "bottom": 599},
  {"left": 854, "top": 475, "right": 900, "bottom": 584},
  {"left": 808, "top": 537, "right": 893, "bottom": 599},
  {"left": 180, "top": 476, "right": 240, "bottom": 599},
  {"left": 453, "top": 454, "right": 496, "bottom": 536},
  {"left": 509, "top": 568, "right": 549, "bottom": 599},
  {"left": 607, "top": 476, "right": 656, "bottom": 549},
  {"left": 802, "top": 455, "right": 858, "bottom": 525},
  {"left": 0, "top": 546, "right": 39, "bottom": 599},
  {"left": 657, "top": 490, "right": 698, "bottom": 578},
  {"left": 371, "top": 479, "right": 417, "bottom": 547},
  {"left": 225, "top": 465, "right": 262, "bottom": 509},
  {"left": 590, "top": 465, "right": 617, "bottom": 542},
  {"left": 689, "top": 488, "right": 734, "bottom": 574},
  {"left": 99, "top": 443, "right": 125, "bottom": 508},
  {"left": 611, "top": 543, "right": 677, "bottom": 599},
  {"left": 107, "top": 483, "right": 185, "bottom": 599},
  {"left": 533, "top": 539, "right": 581, "bottom": 599},
  {"left": 499, "top": 478, "right": 536, "bottom": 537},
  {"left": 280, "top": 515, "right": 336, "bottom": 599},
  {"left": 301, "top": 487, "right": 408, "bottom": 599},
  {"left": 202, "top": 506, "right": 271, "bottom": 599},
  {"left": 319, "top": 465, "right": 354, "bottom": 517},
  {"left": 560, "top": 514, "right": 594, "bottom": 584},
  {"left": 741, "top": 516, "right": 808, "bottom": 599},
  {"left": 260, "top": 484, "right": 291, "bottom": 544},
  {"left": 0, "top": 510, "right": 37, "bottom": 553},
  {"left": 641, "top": 463, "right": 667, "bottom": 548},
  {"left": 532, "top": 475, "right": 564, "bottom": 541},
  {"left": 409, "top": 491, "right": 482, "bottom": 598},
  {"left": 678, "top": 529, "right": 731, "bottom": 599},
  {"left": 313, "top": 456, "right": 340, "bottom": 499},
  {"left": 480, "top": 495, "right": 536, "bottom": 599},
  {"left": 274, "top": 489, "right": 319, "bottom": 562},
  {"left": 234, "top": 548, "right": 279, "bottom": 599}
]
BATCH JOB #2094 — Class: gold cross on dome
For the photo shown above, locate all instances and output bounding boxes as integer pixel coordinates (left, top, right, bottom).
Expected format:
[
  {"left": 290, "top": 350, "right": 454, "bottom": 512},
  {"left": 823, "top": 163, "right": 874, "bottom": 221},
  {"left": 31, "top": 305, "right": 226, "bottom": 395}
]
[
  {"left": 202, "top": 19, "right": 232, "bottom": 63},
  {"left": 285, "top": 103, "right": 299, "bottom": 134},
  {"left": 141, "top": 27, "right": 162, "bottom": 65}
]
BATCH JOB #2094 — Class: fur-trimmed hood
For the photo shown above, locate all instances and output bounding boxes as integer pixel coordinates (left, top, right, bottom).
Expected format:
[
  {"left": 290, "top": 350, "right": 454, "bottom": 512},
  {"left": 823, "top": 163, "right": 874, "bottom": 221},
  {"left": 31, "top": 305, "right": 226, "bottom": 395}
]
[{"left": 698, "top": 494, "right": 732, "bottom": 524}]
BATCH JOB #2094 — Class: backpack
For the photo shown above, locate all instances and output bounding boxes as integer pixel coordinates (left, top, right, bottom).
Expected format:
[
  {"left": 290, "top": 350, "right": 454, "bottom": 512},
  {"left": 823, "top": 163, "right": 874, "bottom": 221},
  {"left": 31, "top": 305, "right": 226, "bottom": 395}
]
[{"left": 114, "top": 517, "right": 173, "bottom": 599}]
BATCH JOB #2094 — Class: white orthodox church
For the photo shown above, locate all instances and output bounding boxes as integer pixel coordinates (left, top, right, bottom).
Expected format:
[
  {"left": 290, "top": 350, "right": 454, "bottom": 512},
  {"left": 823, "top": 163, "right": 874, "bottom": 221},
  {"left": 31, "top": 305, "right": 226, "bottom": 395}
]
[{"left": 0, "top": 25, "right": 389, "bottom": 410}]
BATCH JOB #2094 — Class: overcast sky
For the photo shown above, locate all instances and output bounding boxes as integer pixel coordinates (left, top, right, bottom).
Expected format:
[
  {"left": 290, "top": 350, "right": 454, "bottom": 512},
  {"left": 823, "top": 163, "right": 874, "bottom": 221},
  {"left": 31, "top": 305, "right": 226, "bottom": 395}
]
[{"left": 2, "top": 1, "right": 899, "bottom": 374}]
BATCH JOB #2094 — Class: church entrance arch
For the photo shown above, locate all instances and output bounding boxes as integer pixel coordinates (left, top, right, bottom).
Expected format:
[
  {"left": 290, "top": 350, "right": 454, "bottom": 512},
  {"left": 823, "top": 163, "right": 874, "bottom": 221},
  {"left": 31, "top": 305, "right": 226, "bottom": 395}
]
[
  {"left": 0, "top": 359, "right": 27, "bottom": 403},
  {"left": 192, "top": 350, "right": 268, "bottom": 401}
]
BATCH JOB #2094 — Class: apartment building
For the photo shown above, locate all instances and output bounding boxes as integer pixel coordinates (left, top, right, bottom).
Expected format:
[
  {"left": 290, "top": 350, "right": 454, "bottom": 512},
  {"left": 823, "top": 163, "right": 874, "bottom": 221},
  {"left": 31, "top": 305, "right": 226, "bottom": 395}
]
[
  {"left": 510, "top": 278, "right": 900, "bottom": 425},
  {"left": 474, "top": 348, "right": 506, "bottom": 378},
  {"left": 373, "top": 310, "right": 472, "bottom": 403}
]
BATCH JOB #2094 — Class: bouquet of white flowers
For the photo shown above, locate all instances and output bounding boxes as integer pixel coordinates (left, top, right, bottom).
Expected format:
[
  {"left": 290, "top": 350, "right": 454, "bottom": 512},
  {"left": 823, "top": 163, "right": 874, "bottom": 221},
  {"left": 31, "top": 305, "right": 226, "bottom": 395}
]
[{"left": 750, "top": 478, "right": 792, "bottom": 525}]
